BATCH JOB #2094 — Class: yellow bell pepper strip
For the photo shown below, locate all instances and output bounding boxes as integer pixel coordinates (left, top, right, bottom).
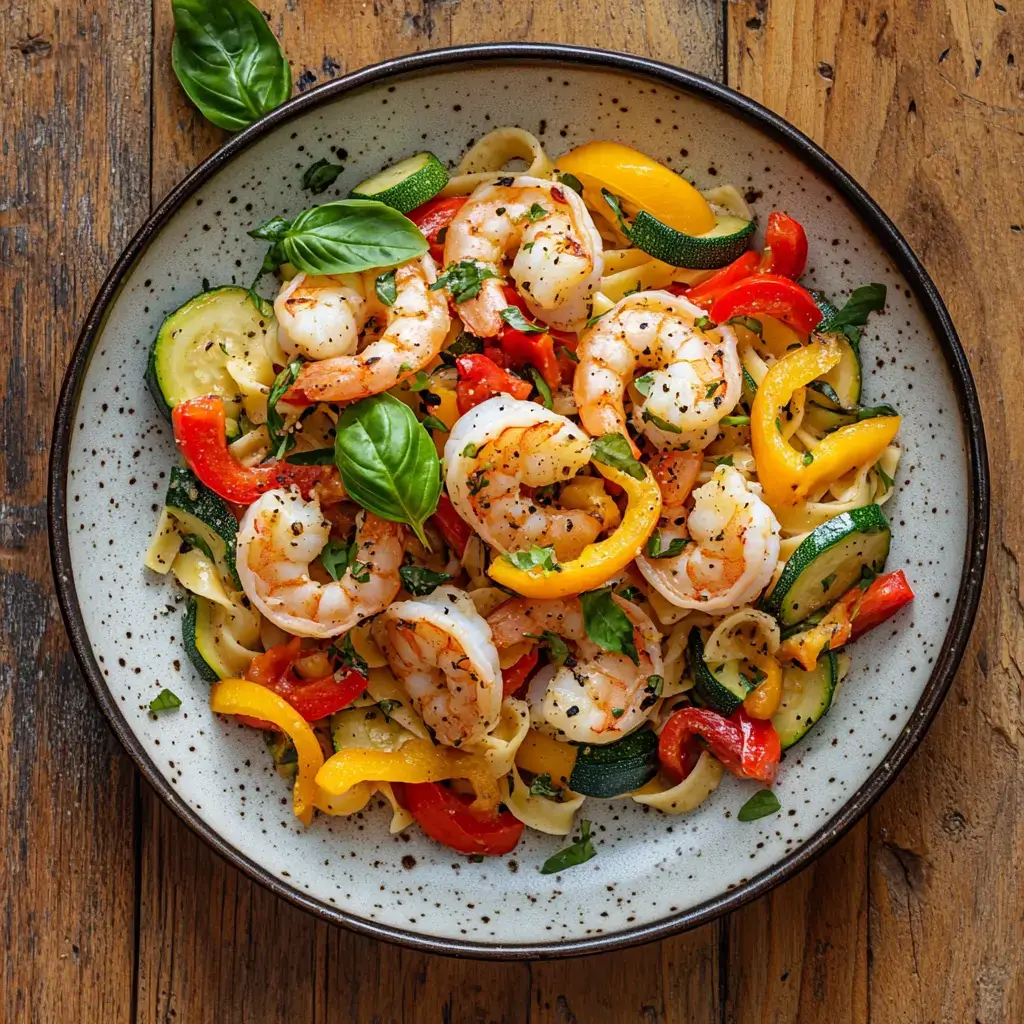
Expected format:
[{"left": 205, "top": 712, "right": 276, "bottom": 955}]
[
  {"left": 314, "top": 781, "right": 375, "bottom": 817},
  {"left": 488, "top": 463, "right": 662, "bottom": 599},
  {"left": 777, "top": 592, "right": 857, "bottom": 670},
  {"left": 554, "top": 141, "right": 716, "bottom": 235},
  {"left": 209, "top": 678, "right": 324, "bottom": 826},
  {"left": 751, "top": 338, "right": 901, "bottom": 506},
  {"left": 514, "top": 728, "right": 578, "bottom": 786},
  {"left": 315, "top": 739, "right": 501, "bottom": 814},
  {"left": 742, "top": 653, "right": 784, "bottom": 719}
]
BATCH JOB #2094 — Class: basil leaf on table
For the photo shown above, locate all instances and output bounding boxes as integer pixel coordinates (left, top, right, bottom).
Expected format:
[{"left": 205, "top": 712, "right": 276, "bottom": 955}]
[
  {"left": 737, "top": 788, "right": 781, "bottom": 822},
  {"left": 333, "top": 393, "right": 441, "bottom": 546},
  {"left": 170, "top": 0, "right": 291, "bottom": 131},
  {"left": 539, "top": 820, "right": 597, "bottom": 874},
  {"left": 399, "top": 565, "right": 453, "bottom": 597},
  {"left": 580, "top": 586, "right": 639, "bottom": 665},
  {"left": 266, "top": 360, "right": 301, "bottom": 459}
]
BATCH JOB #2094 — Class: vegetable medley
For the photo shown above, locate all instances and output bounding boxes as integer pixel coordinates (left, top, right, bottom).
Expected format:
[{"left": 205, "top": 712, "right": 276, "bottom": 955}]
[{"left": 145, "top": 127, "right": 913, "bottom": 869}]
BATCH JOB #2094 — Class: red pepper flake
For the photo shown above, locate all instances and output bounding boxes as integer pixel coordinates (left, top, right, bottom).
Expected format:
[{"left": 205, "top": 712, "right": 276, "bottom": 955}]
[{"left": 550, "top": 186, "right": 568, "bottom": 205}]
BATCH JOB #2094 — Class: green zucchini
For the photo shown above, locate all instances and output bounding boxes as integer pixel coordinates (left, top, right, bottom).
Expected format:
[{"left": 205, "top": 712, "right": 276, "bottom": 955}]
[
  {"left": 689, "top": 628, "right": 752, "bottom": 716},
  {"left": 165, "top": 467, "right": 241, "bottom": 589},
  {"left": 146, "top": 286, "right": 274, "bottom": 429},
  {"left": 772, "top": 652, "right": 838, "bottom": 748},
  {"left": 264, "top": 731, "right": 298, "bottom": 781},
  {"left": 568, "top": 728, "right": 659, "bottom": 797},
  {"left": 811, "top": 290, "right": 841, "bottom": 327},
  {"left": 182, "top": 595, "right": 220, "bottom": 683},
  {"left": 349, "top": 151, "right": 448, "bottom": 213},
  {"left": 763, "top": 505, "right": 891, "bottom": 626},
  {"left": 630, "top": 210, "right": 755, "bottom": 270}
]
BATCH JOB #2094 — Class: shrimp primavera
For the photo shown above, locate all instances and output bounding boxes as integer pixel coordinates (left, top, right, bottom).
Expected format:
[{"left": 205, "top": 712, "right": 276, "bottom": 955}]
[{"left": 145, "top": 127, "right": 913, "bottom": 864}]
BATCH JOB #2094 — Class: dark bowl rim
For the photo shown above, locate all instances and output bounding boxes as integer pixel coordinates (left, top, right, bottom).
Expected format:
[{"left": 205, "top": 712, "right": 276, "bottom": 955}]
[{"left": 48, "top": 42, "right": 989, "bottom": 960}]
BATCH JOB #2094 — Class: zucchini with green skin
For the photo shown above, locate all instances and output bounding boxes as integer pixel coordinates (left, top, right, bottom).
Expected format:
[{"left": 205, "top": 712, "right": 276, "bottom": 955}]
[
  {"left": 165, "top": 466, "right": 241, "bottom": 589},
  {"left": 763, "top": 505, "right": 891, "bottom": 626},
  {"left": 808, "top": 336, "right": 861, "bottom": 409},
  {"left": 182, "top": 595, "right": 220, "bottom": 683},
  {"left": 688, "top": 628, "right": 752, "bottom": 716},
  {"left": 568, "top": 728, "right": 659, "bottom": 797},
  {"left": 265, "top": 731, "right": 298, "bottom": 780},
  {"left": 349, "top": 152, "right": 448, "bottom": 213},
  {"left": 772, "top": 652, "right": 838, "bottom": 748},
  {"left": 630, "top": 210, "right": 755, "bottom": 269}
]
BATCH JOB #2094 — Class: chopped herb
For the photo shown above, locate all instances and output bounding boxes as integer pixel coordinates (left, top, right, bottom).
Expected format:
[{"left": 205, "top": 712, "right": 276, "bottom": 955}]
[
  {"left": 820, "top": 283, "right": 887, "bottom": 349},
  {"left": 149, "top": 688, "right": 181, "bottom": 713},
  {"left": 320, "top": 539, "right": 354, "bottom": 581},
  {"left": 802, "top": 450, "right": 814, "bottom": 465},
  {"left": 525, "top": 630, "right": 572, "bottom": 668},
  {"left": 775, "top": 416, "right": 783, "bottom": 433},
  {"left": 539, "top": 819, "right": 597, "bottom": 874},
  {"left": 399, "top": 564, "right": 453, "bottom": 596},
  {"left": 704, "top": 381, "right": 722, "bottom": 400},
  {"left": 522, "top": 241, "right": 535, "bottom": 252},
  {"left": 218, "top": 341, "right": 230, "bottom": 356},
  {"left": 694, "top": 314, "right": 717, "bottom": 332},
  {"left": 376, "top": 698, "right": 403, "bottom": 723},
  {"left": 633, "top": 372, "right": 655, "bottom": 398},
  {"left": 331, "top": 632, "right": 368, "bottom": 677},
  {"left": 461, "top": 443, "right": 478, "bottom": 458},
  {"left": 645, "top": 530, "right": 689, "bottom": 559},
  {"left": 557, "top": 345, "right": 579, "bottom": 363},
  {"left": 642, "top": 407, "right": 683, "bottom": 434},
  {"left": 421, "top": 415, "right": 449, "bottom": 433},
  {"left": 375, "top": 268, "right": 397, "bottom": 306},
  {"left": 408, "top": 371, "right": 431, "bottom": 391},
  {"left": 301, "top": 158, "right": 344, "bottom": 194},
  {"left": 737, "top": 788, "right": 781, "bottom": 822},
  {"left": 616, "top": 585, "right": 644, "bottom": 602},
  {"left": 585, "top": 311, "right": 609, "bottom": 328},
  {"left": 266, "top": 360, "right": 302, "bottom": 459},
  {"left": 556, "top": 170, "right": 584, "bottom": 194},
  {"left": 504, "top": 545, "right": 559, "bottom": 573},
  {"left": 742, "top": 666, "right": 767, "bottom": 690},
  {"left": 645, "top": 674, "right": 664, "bottom": 697},
  {"left": 875, "top": 462, "right": 896, "bottom": 489},
  {"left": 447, "top": 331, "right": 485, "bottom": 357},
  {"left": 526, "top": 202, "right": 547, "bottom": 222},
  {"left": 500, "top": 306, "right": 546, "bottom": 334},
  {"left": 601, "top": 189, "right": 632, "bottom": 237},
  {"left": 623, "top": 284, "right": 641, "bottom": 297},
  {"left": 529, "top": 773, "right": 564, "bottom": 800},
  {"left": 527, "top": 366, "right": 553, "bottom": 409},
  {"left": 821, "top": 572, "right": 838, "bottom": 593},
  {"left": 709, "top": 455, "right": 734, "bottom": 466},
  {"left": 430, "top": 260, "right": 500, "bottom": 303},
  {"left": 581, "top": 586, "right": 638, "bottom": 665},
  {"left": 349, "top": 560, "right": 371, "bottom": 584},
  {"left": 611, "top": 707, "right": 625, "bottom": 718},
  {"left": 726, "top": 315, "right": 763, "bottom": 335},
  {"left": 468, "top": 853, "right": 485, "bottom": 863},
  {"left": 591, "top": 433, "right": 645, "bottom": 481},
  {"left": 720, "top": 415, "right": 750, "bottom": 427}
]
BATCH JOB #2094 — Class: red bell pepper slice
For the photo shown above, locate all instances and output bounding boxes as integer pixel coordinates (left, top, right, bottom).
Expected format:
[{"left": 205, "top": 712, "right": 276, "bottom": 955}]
[
  {"left": 171, "top": 395, "right": 335, "bottom": 505},
  {"left": 763, "top": 212, "right": 808, "bottom": 279},
  {"left": 455, "top": 353, "right": 532, "bottom": 415},
  {"left": 849, "top": 570, "right": 915, "bottom": 639},
  {"left": 710, "top": 274, "right": 823, "bottom": 334},
  {"left": 401, "top": 781, "right": 525, "bottom": 855},
  {"left": 431, "top": 494, "right": 472, "bottom": 558},
  {"left": 683, "top": 251, "right": 761, "bottom": 307},
  {"left": 241, "top": 637, "right": 366, "bottom": 726},
  {"left": 495, "top": 286, "right": 564, "bottom": 390},
  {"left": 501, "top": 647, "right": 539, "bottom": 698},
  {"left": 408, "top": 196, "right": 468, "bottom": 264},
  {"left": 659, "top": 707, "right": 781, "bottom": 785}
]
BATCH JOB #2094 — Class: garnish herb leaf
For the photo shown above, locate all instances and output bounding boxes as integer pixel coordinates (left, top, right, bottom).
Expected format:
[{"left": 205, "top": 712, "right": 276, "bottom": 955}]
[
  {"left": 857, "top": 404, "right": 899, "bottom": 420},
  {"left": 821, "top": 283, "right": 887, "bottom": 348},
  {"left": 601, "top": 189, "right": 632, "bottom": 237},
  {"left": 694, "top": 314, "right": 717, "bottom": 332},
  {"left": 182, "top": 533, "right": 215, "bottom": 561},
  {"left": 249, "top": 215, "right": 291, "bottom": 242},
  {"left": 375, "top": 269, "right": 397, "bottom": 306},
  {"left": 802, "top": 451, "right": 815, "bottom": 465},
  {"left": 591, "top": 433, "right": 645, "bottom": 481},
  {"left": 399, "top": 565, "right": 453, "bottom": 596},
  {"left": 709, "top": 454, "right": 734, "bottom": 466},
  {"left": 642, "top": 407, "right": 683, "bottom": 434},
  {"left": 149, "top": 688, "right": 182, "bottom": 713},
  {"left": 726, "top": 315, "right": 763, "bottom": 335},
  {"left": 633, "top": 372, "right": 655, "bottom": 398},
  {"left": 420, "top": 415, "right": 449, "bottom": 433},
  {"left": 645, "top": 530, "right": 689, "bottom": 559},
  {"left": 526, "top": 202, "right": 547, "bottom": 222},
  {"left": 447, "top": 331, "right": 485, "bottom": 357},
  {"left": 302, "top": 158, "right": 344, "bottom": 194},
  {"left": 581, "top": 586, "right": 639, "bottom": 665},
  {"left": 585, "top": 311, "right": 608, "bottom": 329},
  {"left": 319, "top": 539, "right": 353, "bottom": 581},
  {"left": 529, "top": 773, "right": 564, "bottom": 800},
  {"left": 500, "top": 306, "right": 546, "bottom": 334},
  {"left": 558, "top": 345, "right": 579, "bottom": 363},
  {"left": 170, "top": 0, "right": 291, "bottom": 132},
  {"left": 556, "top": 170, "right": 585, "bottom": 195},
  {"left": 331, "top": 633, "right": 368, "bottom": 677},
  {"left": 525, "top": 630, "right": 572, "bottom": 668},
  {"left": 408, "top": 371, "right": 431, "bottom": 391},
  {"left": 266, "top": 360, "right": 302, "bottom": 459},
  {"left": 875, "top": 461, "right": 896, "bottom": 489},
  {"left": 503, "top": 545, "right": 559, "bottom": 573},
  {"left": 376, "top": 698, "right": 403, "bottom": 723},
  {"left": 430, "top": 260, "right": 500, "bottom": 303},
  {"left": 720, "top": 414, "right": 751, "bottom": 427},
  {"left": 539, "top": 820, "right": 597, "bottom": 874},
  {"left": 737, "top": 788, "right": 781, "bottom": 822},
  {"left": 334, "top": 393, "right": 441, "bottom": 547},
  {"left": 527, "top": 366, "right": 553, "bottom": 409}
]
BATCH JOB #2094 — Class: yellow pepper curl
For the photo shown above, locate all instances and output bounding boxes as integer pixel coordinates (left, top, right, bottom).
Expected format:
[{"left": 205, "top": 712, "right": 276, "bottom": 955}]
[
  {"left": 742, "top": 653, "right": 784, "bottom": 719},
  {"left": 751, "top": 338, "right": 901, "bottom": 506},
  {"left": 514, "top": 728, "right": 578, "bottom": 785},
  {"left": 488, "top": 463, "right": 662, "bottom": 599},
  {"left": 209, "top": 679, "right": 324, "bottom": 827}
]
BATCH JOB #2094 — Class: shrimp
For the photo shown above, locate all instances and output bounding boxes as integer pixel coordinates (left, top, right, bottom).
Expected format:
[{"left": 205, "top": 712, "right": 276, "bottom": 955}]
[
  {"left": 373, "top": 585, "right": 503, "bottom": 747},
  {"left": 236, "top": 489, "right": 404, "bottom": 638},
  {"left": 442, "top": 175, "right": 604, "bottom": 336},
  {"left": 487, "top": 595, "right": 664, "bottom": 744},
  {"left": 636, "top": 464, "right": 780, "bottom": 613},
  {"left": 444, "top": 396, "right": 602, "bottom": 562},
  {"left": 291, "top": 254, "right": 450, "bottom": 403},
  {"left": 574, "top": 290, "right": 743, "bottom": 453},
  {"left": 274, "top": 272, "right": 377, "bottom": 361}
]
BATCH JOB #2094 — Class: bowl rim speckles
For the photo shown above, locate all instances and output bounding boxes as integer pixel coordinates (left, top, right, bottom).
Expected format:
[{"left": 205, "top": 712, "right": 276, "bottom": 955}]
[{"left": 48, "top": 43, "right": 989, "bottom": 959}]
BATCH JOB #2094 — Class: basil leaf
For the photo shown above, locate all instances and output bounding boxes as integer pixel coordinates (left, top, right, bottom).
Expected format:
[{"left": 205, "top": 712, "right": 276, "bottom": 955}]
[
  {"left": 504, "top": 545, "right": 559, "bottom": 573},
  {"left": 527, "top": 366, "right": 553, "bottom": 410},
  {"left": 601, "top": 189, "right": 632, "bottom": 237},
  {"left": 526, "top": 202, "right": 547, "bottom": 222},
  {"left": 350, "top": 560, "right": 371, "bottom": 584},
  {"left": 267, "top": 360, "right": 301, "bottom": 458},
  {"left": 529, "top": 773, "right": 564, "bottom": 800},
  {"left": 694, "top": 314, "right": 717, "bottom": 332},
  {"left": 334, "top": 393, "right": 441, "bottom": 546},
  {"left": 558, "top": 345, "right": 579, "bottom": 363},
  {"left": 720, "top": 414, "right": 751, "bottom": 427},
  {"left": 807, "top": 380, "right": 845, "bottom": 407},
  {"left": 331, "top": 633, "right": 368, "bottom": 677},
  {"left": 737, "top": 788, "right": 781, "bottom": 822},
  {"left": 447, "top": 331, "right": 485, "bottom": 357},
  {"left": 875, "top": 462, "right": 896, "bottom": 489},
  {"left": 822, "top": 283, "right": 887, "bottom": 347},
  {"left": 430, "top": 261, "right": 500, "bottom": 303},
  {"left": 802, "top": 451, "right": 815, "bottom": 465},
  {"left": 149, "top": 688, "right": 182, "bottom": 713},
  {"left": 642, "top": 407, "right": 683, "bottom": 434},
  {"left": 581, "top": 586, "right": 638, "bottom": 665},
  {"left": 709, "top": 454, "right": 734, "bottom": 466},
  {"left": 726, "top": 315, "right": 763, "bottom": 335},
  {"left": 285, "top": 447, "right": 335, "bottom": 465},
  {"left": 500, "top": 306, "right": 546, "bottom": 334},
  {"left": 408, "top": 371, "right": 431, "bottom": 392},
  {"left": 585, "top": 311, "right": 608, "bottom": 329},
  {"left": 645, "top": 530, "right": 689, "bottom": 559},
  {"left": 420, "top": 415, "right": 449, "bottom": 433},
  {"left": 525, "top": 630, "right": 572, "bottom": 668},
  {"left": 539, "top": 819, "right": 597, "bottom": 874},
  {"left": 320, "top": 539, "right": 354, "bottom": 581},
  {"left": 399, "top": 565, "right": 453, "bottom": 596},
  {"left": 250, "top": 215, "right": 291, "bottom": 242},
  {"left": 375, "top": 269, "right": 397, "bottom": 306},
  {"left": 302, "top": 158, "right": 344, "bottom": 195},
  {"left": 170, "top": 0, "right": 291, "bottom": 132},
  {"left": 617, "top": 585, "right": 643, "bottom": 602},
  {"left": 556, "top": 171, "right": 584, "bottom": 195},
  {"left": 590, "top": 432, "right": 645, "bottom": 481},
  {"left": 633, "top": 372, "right": 655, "bottom": 398}
]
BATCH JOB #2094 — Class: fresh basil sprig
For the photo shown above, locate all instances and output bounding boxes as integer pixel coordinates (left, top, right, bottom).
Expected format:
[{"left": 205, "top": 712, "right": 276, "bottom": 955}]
[
  {"left": 333, "top": 393, "right": 441, "bottom": 546},
  {"left": 170, "top": 0, "right": 291, "bottom": 131},
  {"left": 266, "top": 360, "right": 301, "bottom": 458},
  {"left": 527, "top": 366, "right": 553, "bottom": 410},
  {"left": 539, "top": 819, "right": 597, "bottom": 874},
  {"left": 320, "top": 539, "right": 354, "bottom": 581},
  {"left": 250, "top": 200, "right": 428, "bottom": 277},
  {"left": 580, "top": 586, "right": 639, "bottom": 666},
  {"left": 525, "top": 630, "right": 572, "bottom": 668}
]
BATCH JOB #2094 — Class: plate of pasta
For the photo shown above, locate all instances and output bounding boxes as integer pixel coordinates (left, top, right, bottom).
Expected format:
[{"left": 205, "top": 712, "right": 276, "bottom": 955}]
[{"left": 51, "top": 45, "right": 987, "bottom": 956}]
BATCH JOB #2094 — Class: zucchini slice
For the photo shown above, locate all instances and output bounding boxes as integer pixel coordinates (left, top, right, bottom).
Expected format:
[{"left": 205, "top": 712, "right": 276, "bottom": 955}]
[
  {"left": 165, "top": 467, "right": 241, "bottom": 589},
  {"left": 568, "top": 728, "right": 659, "bottom": 797},
  {"left": 182, "top": 595, "right": 221, "bottom": 683},
  {"left": 763, "top": 505, "right": 891, "bottom": 626},
  {"left": 265, "top": 731, "right": 298, "bottom": 781},
  {"left": 146, "top": 286, "right": 276, "bottom": 424},
  {"left": 772, "top": 652, "right": 838, "bottom": 748},
  {"left": 630, "top": 210, "right": 755, "bottom": 270},
  {"left": 349, "top": 152, "right": 448, "bottom": 213},
  {"left": 689, "top": 627, "right": 752, "bottom": 716}
]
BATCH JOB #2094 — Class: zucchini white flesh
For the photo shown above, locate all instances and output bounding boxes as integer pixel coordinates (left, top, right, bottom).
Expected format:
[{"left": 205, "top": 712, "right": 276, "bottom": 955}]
[
  {"left": 630, "top": 210, "right": 755, "bottom": 270},
  {"left": 182, "top": 595, "right": 221, "bottom": 683},
  {"left": 772, "top": 652, "right": 838, "bottom": 749},
  {"left": 689, "top": 628, "right": 752, "bottom": 716},
  {"left": 165, "top": 467, "right": 241, "bottom": 589},
  {"left": 349, "top": 152, "right": 448, "bottom": 213},
  {"left": 763, "top": 505, "right": 891, "bottom": 626},
  {"left": 146, "top": 286, "right": 275, "bottom": 425}
]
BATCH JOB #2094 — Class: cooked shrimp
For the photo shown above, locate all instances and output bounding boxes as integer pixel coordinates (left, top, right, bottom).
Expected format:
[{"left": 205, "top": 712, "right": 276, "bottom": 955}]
[
  {"left": 291, "top": 254, "right": 450, "bottom": 403},
  {"left": 373, "top": 585, "right": 502, "bottom": 747},
  {"left": 444, "top": 396, "right": 602, "bottom": 562},
  {"left": 487, "top": 595, "right": 664, "bottom": 744},
  {"left": 575, "top": 290, "right": 742, "bottom": 453},
  {"left": 274, "top": 273, "right": 375, "bottom": 361},
  {"left": 237, "top": 489, "right": 403, "bottom": 638},
  {"left": 636, "top": 465, "right": 780, "bottom": 613},
  {"left": 442, "top": 175, "right": 604, "bottom": 336}
]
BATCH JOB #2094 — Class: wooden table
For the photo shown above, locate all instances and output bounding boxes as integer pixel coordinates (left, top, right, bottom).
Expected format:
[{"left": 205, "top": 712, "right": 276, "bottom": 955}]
[{"left": 3, "top": 1, "right": 1020, "bottom": 1019}]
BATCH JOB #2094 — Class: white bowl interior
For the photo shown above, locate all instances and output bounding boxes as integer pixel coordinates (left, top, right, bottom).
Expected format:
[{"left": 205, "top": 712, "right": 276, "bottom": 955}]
[{"left": 63, "top": 62, "right": 970, "bottom": 948}]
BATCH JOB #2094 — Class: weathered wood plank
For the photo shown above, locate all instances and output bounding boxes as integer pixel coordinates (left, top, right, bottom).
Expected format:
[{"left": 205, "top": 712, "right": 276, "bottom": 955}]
[{"left": 0, "top": 2, "right": 151, "bottom": 1021}]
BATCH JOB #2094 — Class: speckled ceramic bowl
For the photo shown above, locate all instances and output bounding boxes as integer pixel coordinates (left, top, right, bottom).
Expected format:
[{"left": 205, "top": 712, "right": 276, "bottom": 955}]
[{"left": 50, "top": 44, "right": 988, "bottom": 958}]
